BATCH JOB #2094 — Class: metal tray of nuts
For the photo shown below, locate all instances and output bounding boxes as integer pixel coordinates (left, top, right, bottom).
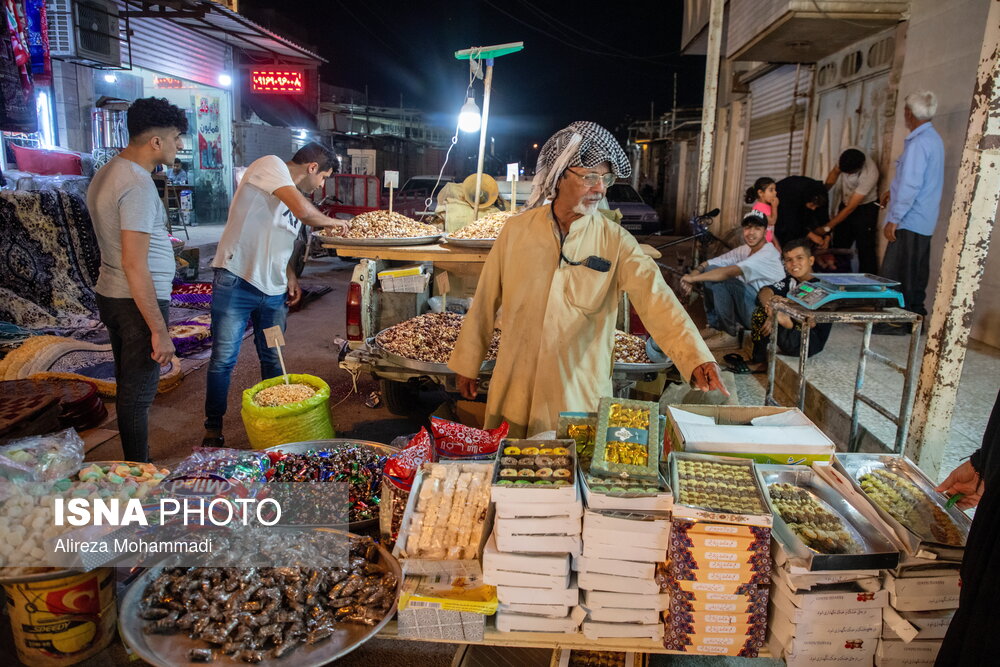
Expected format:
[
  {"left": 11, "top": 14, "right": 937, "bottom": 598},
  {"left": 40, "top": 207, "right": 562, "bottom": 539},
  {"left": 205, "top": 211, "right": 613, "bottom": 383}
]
[
  {"left": 757, "top": 464, "right": 899, "bottom": 571},
  {"left": 313, "top": 233, "right": 441, "bottom": 246},
  {"left": 368, "top": 338, "right": 495, "bottom": 375},
  {"left": 441, "top": 235, "right": 495, "bottom": 249}
]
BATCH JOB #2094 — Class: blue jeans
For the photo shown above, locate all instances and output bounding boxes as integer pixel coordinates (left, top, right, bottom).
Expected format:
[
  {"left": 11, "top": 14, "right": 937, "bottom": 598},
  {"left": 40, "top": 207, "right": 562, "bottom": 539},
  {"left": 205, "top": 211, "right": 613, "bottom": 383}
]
[
  {"left": 702, "top": 265, "right": 758, "bottom": 336},
  {"left": 204, "top": 268, "right": 287, "bottom": 431},
  {"left": 96, "top": 294, "right": 170, "bottom": 463}
]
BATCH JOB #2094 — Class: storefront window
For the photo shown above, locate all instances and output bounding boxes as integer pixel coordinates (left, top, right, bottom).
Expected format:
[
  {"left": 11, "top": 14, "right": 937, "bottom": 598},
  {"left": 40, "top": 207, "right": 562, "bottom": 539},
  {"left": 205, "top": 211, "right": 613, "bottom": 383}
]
[{"left": 92, "top": 66, "right": 234, "bottom": 221}]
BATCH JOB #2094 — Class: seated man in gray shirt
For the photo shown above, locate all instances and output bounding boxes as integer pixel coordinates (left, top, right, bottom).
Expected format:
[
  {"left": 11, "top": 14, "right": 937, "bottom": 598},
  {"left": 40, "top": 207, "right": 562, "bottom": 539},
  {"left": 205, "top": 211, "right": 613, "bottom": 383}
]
[{"left": 88, "top": 97, "right": 187, "bottom": 462}]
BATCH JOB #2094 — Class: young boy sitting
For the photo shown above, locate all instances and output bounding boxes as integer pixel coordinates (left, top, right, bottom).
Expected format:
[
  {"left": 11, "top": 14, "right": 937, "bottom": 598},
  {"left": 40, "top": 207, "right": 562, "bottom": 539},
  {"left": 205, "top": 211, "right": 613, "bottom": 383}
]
[{"left": 750, "top": 238, "right": 833, "bottom": 366}]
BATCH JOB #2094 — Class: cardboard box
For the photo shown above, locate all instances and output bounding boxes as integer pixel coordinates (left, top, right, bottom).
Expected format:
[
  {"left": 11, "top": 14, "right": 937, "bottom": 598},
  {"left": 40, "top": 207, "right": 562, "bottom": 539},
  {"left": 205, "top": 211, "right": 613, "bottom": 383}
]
[
  {"left": 770, "top": 580, "right": 885, "bottom": 628},
  {"left": 577, "top": 571, "right": 660, "bottom": 595},
  {"left": 483, "top": 569, "right": 572, "bottom": 590},
  {"left": 582, "top": 525, "right": 670, "bottom": 551},
  {"left": 551, "top": 649, "right": 645, "bottom": 667},
  {"left": 882, "top": 608, "right": 954, "bottom": 641},
  {"left": 575, "top": 556, "right": 656, "bottom": 580},
  {"left": 581, "top": 589, "right": 670, "bottom": 610},
  {"left": 582, "top": 541, "right": 666, "bottom": 564},
  {"left": 582, "top": 472, "right": 672, "bottom": 512},
  {"left": 492, "top": 439, "right": 579, "bottom": 504},
  {"left": 496, "top": 607, "right": 585, "bottom": 633},
  {"left": 772, "top": 634, "right": 877, "bottom": 667},
  {"left": 583, "top": 509, "right": 671, "bottom": 534},
  {"left": 672, "top": 518, "right": 770, "bottom": 542},
  {"left": 663, "top": 623, "right": 766, "bottom": 657},
  {"left": 668, "top": 586, "right": 768, "bottom": 615},
  {"left": 671, "top": 577, "right": 761, "bottom": 597},
  {"left": 495, "top": 500, "right": 583, "bottom": 520},
  {"left": 583, "top": 605, "right": 660, "bottom": 624},
  {"left": 496, "top": 515, "right": 581, "bottom": 537},
  {"left": 885, "top": 572, "right": 961, "bottom": 611},
  {"left": 483, "top": 533, "right": 571, "bottom": 576},
  {"left": 582, "top": 621, "right": 664, "bottom": 640},
  {"left": 769, "top": 602, "right": 881, "bottom": 648},
  {"left": 498, "top": 602, "right": 569, "bottom": 618},
  {"left": 497, "top": 582, "right": 580, "bottom": 606},
  {"left": 876, "top": 639, "right": 942, "bottom": 666},
  {"left": 666, "top": 405, "right": 835, "bottom": 465},
  {"left": 495, "top": 532, "right": 582, "bottom": 556}
]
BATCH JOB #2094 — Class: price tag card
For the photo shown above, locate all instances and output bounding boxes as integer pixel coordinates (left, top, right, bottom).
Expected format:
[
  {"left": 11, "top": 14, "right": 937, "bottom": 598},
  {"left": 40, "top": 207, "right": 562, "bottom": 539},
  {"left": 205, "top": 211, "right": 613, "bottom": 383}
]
[
  {"left": 263, "top": 325, "right": 285, "bottom": 348},
  {"left": 434, "top": 271, "right": 451, "bottom": 295},
  {"left": 384, "top": 170, "right": 399, "bottom": 188},
  {"left": 506, "top": 163, "right": 519, "bottom": 182}
]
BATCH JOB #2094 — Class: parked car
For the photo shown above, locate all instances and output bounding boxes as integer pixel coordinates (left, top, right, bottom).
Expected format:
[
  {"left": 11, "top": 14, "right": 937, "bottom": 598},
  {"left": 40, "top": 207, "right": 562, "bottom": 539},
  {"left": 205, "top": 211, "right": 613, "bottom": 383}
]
[
  {"left": 606, "top": 182, "right": 660, "bottom": 234},
  {"left": 382, "top": 175, "right": 454, "bottom": 219}
]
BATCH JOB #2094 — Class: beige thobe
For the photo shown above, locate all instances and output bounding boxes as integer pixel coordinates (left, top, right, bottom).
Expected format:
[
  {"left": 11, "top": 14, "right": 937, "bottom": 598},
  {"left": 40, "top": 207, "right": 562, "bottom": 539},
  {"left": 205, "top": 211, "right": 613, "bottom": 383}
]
[{"left": 448, "top": 205, "right": 714, "bottom": 438}]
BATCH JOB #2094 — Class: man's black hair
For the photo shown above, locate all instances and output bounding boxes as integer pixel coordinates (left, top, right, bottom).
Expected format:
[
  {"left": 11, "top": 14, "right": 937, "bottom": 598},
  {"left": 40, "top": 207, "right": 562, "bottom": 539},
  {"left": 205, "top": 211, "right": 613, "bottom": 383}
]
[
  {"left": 741, "top": 211, "right": 768, "bottom": 228},
  {"left": 127, "top": 97, "right": 188, "bottom": 140},
  {"left": 782, "top": 238, "right": 813, "bottom": 258},
  {"left": 291, "top": 142, "right": 338, "bottom": 174},
  {"left": 838, "top": 148, "right": 866, "bottom": 174}
]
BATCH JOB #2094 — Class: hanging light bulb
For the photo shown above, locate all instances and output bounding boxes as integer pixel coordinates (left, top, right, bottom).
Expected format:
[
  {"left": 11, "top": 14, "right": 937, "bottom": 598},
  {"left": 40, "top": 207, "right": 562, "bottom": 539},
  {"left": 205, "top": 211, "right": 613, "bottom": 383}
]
[{"left": 458, "top": 97, "right": 481, "bottom": 133}]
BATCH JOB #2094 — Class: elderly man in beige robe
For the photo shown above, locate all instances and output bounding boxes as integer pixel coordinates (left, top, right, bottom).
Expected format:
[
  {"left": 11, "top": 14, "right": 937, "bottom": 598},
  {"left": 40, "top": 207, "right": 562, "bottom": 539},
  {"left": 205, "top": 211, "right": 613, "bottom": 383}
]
[{"left": 449, "top": 121, "right": 725, "bottom": 438}]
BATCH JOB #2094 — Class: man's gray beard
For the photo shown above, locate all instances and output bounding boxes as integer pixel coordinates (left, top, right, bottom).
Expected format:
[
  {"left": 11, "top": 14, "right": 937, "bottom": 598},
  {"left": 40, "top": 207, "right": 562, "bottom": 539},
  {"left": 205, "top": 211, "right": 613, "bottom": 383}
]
[{"left": 573, "top": 201, "right": 598, "bottom": 217}]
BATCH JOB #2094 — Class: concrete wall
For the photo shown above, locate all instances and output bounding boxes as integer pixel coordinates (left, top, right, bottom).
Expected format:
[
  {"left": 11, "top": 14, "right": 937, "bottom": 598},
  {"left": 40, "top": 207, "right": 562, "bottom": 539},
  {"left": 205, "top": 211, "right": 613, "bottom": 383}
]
[{"left": 888, "top": 0, "right": 998, "bottom": 348}]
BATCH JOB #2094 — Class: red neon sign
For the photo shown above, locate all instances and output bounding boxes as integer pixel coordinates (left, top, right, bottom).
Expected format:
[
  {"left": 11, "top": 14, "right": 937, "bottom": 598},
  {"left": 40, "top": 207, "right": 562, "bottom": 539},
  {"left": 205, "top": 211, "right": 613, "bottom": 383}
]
[{"left": 250, "top": 69, "right": 305, "bottom": 94}]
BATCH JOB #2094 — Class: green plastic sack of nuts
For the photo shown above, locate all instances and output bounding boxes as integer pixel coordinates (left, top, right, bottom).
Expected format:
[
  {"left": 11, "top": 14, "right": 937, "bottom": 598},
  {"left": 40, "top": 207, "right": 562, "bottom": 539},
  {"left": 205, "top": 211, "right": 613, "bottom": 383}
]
[{"left": 241, "top": 374, "right": 334, "bottom": 450}]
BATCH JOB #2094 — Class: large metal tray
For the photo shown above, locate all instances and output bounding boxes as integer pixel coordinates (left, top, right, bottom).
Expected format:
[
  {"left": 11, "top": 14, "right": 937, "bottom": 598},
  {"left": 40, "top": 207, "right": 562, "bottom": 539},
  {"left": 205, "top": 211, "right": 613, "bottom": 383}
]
[
  {"left": 757, "top": 464, "right": 899, "bottom": 571},
  {"left": 441, "top": 235, "right": 495, "bottom": 249},
  {"left": 613, "top": 361, "right": 671, "bottom": 373},
  {"left": 263, "top": 440, "right": 399, "bottom": 530},
  {"left": 118, "top": 531, "right": 402, "bottom": 667},
  {"left": 313, "top": 233, "right": 441, "bottom": 246},
  {"left": 834, "top": 454, "right": 971, "bottom": 558},
  {"left": 369, "top": 337, "right": 495, "bottom": 375}
]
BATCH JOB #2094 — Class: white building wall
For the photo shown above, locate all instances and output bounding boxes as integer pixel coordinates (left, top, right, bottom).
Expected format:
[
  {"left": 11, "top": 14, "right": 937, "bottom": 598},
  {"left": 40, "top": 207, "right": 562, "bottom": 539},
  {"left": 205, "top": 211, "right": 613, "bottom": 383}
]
[{"left": 888, "top": 0, "right": 998, "bottom": 347}]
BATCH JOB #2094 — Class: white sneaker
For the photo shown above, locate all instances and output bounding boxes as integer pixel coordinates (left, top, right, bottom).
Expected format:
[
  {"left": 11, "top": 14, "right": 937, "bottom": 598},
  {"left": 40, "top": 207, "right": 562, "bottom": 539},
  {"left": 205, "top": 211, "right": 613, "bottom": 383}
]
[{"left": 704, "top": 331, "right": 739, "bottom": 350}]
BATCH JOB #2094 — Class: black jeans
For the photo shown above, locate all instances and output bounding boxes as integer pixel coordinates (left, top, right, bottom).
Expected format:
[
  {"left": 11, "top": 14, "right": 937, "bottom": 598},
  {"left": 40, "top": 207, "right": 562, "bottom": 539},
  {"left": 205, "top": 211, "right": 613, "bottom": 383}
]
[
  {"left": 880, "top": 229, "right": 932, "bottom": 316},
  {"left": 96, "top": 294, "right": 170, "bottom": 462},
  {"left": 831, "top": 202, "right": 879, "bottom": 274}
]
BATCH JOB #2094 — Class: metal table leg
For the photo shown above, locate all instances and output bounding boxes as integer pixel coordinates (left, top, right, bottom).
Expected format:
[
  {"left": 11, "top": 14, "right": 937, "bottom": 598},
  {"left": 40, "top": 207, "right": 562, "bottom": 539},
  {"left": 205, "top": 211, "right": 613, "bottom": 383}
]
[
  {"left": 765, "top": 314, "right": 779, "bottom": 406},
  {"left": 849, "top": 322, "right": 874, "bottom": 451}
]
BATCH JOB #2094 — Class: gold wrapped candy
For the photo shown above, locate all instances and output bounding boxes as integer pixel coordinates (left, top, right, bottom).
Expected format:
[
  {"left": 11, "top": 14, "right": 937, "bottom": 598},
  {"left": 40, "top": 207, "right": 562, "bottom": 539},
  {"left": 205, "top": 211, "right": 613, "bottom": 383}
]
[
  {"left": 608, "top": 404, "right": 650, "bottom": 429},
  {"left": 604, "top": 441, "right": 649, "bottom": 465}
]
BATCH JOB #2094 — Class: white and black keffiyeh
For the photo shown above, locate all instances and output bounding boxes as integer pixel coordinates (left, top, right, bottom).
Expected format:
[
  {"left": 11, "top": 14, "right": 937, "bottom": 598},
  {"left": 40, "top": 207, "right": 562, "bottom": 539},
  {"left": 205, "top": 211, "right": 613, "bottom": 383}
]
[{"left": 526, "top": 121, "right": 631, "bottom": 209}]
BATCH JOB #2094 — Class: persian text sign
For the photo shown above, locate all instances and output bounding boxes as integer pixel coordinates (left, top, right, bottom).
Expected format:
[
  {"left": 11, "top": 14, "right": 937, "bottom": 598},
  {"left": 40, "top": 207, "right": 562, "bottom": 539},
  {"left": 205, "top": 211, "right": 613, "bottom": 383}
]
[{"left": 250, "top": 68, "right": 305, "bottom": 94}]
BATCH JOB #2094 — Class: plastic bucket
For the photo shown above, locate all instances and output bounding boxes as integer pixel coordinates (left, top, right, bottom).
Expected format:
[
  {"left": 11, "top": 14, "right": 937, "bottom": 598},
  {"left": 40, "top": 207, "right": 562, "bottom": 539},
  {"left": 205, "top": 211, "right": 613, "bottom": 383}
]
[{"left": 2, "top": 568, "right": 117, "bottom": 666}]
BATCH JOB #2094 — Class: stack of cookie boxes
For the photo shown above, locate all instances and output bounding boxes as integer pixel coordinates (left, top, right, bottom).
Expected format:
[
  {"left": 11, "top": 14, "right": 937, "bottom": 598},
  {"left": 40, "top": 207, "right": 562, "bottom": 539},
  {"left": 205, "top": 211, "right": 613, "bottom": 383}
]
[
  {"left": 664, "top": 453, "right": 773, "bottom": 657},
  {"left": 485, "top": 439, "right": 586, "bottom": 633},
  {"left": 576, "top": 399, "right": 672, "bottom": 642}
]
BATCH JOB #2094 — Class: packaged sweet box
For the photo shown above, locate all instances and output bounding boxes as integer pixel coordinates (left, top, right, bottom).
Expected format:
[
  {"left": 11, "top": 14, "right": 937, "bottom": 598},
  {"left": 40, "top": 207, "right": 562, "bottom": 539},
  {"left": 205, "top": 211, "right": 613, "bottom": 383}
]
[
  {"left": 591, "top": 398, "right": 661, "bottom": 481},
  {"left": 492, "top": 438, "right": 578, "bottom": 503}
]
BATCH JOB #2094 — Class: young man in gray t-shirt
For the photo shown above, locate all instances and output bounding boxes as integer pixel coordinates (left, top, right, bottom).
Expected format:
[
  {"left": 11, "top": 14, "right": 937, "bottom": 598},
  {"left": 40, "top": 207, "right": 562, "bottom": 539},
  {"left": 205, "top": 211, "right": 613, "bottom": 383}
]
[{"left": 87, "top": 97, "right": 187, "bottom": 462}]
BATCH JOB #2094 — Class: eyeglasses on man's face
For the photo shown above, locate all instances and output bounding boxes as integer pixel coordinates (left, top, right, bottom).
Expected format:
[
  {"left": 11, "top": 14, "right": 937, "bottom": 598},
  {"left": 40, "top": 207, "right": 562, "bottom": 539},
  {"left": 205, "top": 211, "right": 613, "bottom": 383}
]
[{"left": 567, "top": 169, "right": 615, "bottom": 188}]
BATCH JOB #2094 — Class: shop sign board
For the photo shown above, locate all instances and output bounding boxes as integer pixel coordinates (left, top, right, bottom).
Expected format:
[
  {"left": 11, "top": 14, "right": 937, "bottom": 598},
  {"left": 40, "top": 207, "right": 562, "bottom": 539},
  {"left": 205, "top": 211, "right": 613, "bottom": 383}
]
[{"left": 250, "top": 68, "right": 305, "bottom": 94}]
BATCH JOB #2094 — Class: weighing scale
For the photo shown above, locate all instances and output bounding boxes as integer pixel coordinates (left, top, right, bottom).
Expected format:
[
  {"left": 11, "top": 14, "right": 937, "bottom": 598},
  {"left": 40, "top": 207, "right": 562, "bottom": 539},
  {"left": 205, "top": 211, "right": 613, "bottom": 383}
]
[{"left": 788, "top": 273, "right": 905, "bottom": 310}]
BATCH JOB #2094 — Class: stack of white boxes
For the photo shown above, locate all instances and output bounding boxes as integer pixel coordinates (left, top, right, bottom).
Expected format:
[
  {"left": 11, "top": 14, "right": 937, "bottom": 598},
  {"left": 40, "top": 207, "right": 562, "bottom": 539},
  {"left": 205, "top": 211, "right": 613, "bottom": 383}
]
[
  {"left": 768, "top": 561, "right": 887, "bottom": 666},
  {"left": 878, "top": 567, "right": 960, "bottom": 666},
  {"left": 486, "top": 444, "right": 585, "bottom": 633},
  {"left": 577, "top": 505, "right": 671, "bottom": 641}
]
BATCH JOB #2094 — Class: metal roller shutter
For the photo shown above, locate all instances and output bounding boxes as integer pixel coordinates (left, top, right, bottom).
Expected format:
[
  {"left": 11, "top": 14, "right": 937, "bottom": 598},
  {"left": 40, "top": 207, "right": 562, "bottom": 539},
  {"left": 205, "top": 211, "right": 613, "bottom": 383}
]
[
  {"left": 744, "top": 65, "right": 811, "bottom": 191},
  {"left": 117, "top": 2, "right": 230, "bottom": 87}
]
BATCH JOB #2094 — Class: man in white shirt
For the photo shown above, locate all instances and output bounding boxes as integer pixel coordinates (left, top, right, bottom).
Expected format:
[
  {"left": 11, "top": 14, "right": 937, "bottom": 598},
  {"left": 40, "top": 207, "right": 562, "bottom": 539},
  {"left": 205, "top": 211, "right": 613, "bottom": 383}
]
[
  {"left": 680, "top": 210, "right": 785, "bottom": 349},
  {"left": 88, "top": 97, "right": 187, "bottom": 462},
  {"left": 202, "top": 143, "right": 348, "bottom": 446}
]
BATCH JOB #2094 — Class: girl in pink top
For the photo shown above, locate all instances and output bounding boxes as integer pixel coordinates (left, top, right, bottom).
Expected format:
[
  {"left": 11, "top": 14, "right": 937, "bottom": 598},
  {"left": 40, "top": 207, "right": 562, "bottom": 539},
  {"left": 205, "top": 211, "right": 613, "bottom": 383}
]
[{"left": 745, "top": 177, "right": 780, "bottom": 248}]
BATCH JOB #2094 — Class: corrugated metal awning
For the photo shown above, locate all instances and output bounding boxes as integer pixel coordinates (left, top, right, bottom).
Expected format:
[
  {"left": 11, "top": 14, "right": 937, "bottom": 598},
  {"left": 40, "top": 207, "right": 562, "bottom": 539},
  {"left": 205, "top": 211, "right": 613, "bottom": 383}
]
[{"left": 120, "top": 0, "right": 325, "bottom": 65}]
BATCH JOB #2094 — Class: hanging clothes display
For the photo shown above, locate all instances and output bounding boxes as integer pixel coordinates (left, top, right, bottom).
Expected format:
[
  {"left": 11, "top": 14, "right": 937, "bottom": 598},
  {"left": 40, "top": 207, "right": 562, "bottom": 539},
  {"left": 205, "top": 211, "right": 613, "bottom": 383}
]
[{"left": 0, "top": 0, "right": 35, "bottom": 132}]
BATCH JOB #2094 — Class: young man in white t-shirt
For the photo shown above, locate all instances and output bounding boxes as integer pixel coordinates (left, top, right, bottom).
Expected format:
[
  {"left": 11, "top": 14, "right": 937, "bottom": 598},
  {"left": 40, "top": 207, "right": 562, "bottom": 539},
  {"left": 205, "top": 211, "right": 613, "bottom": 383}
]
[
  {"left": 202, "top": 143, "right": 348, "bottom": 446},
  {"left": 815, "top": 148, "right": 880, "bottom": 273},
  {"left": 679, "top": 211, "right": 785, "bottom": 349},
  {"left": 88, "top": 97, "right": 187, "bottom": 462}
]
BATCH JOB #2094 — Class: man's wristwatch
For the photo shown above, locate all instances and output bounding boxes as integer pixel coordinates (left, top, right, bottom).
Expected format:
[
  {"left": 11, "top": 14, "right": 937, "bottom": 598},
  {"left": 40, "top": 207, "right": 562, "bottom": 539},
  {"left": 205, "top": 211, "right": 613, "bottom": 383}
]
[{"left": 821, "top": 225, "right": 831, "bottom": 234}]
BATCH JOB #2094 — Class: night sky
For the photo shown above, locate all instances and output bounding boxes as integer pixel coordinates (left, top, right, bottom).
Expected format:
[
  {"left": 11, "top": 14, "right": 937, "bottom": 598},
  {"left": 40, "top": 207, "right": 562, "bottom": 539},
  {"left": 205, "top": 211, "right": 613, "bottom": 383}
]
[{"left": 244, "top": 0, "right": 705, "bottom": 164}]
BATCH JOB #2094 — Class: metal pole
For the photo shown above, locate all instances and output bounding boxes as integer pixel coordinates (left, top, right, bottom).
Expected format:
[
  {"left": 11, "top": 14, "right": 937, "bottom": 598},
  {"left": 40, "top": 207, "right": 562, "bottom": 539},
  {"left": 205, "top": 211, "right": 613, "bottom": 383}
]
[
  {"left": 696, "top": 0, "right": 724, "bottom": 216},
  {"left": 797, "top": 318, "right": 811, "bottom": 410},
  {"left": 850, "top": 323, "right": 873, "bottom": 452},
  {"left": 896, "top": 317, "right": 923, "bottom": 454},
  {"left": 473, "top": 60, "right": 494, "bottom": 222},
  {"left": 908, "top": 1, "right": 1000, "bottom": 476}
]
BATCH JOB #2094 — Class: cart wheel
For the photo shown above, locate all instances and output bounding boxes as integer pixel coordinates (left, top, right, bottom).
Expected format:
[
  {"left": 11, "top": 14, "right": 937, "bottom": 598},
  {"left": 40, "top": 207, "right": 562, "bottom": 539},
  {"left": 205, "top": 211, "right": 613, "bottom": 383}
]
[{"left": 380, "top": 379, "right": 423, "bottom": 417}]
